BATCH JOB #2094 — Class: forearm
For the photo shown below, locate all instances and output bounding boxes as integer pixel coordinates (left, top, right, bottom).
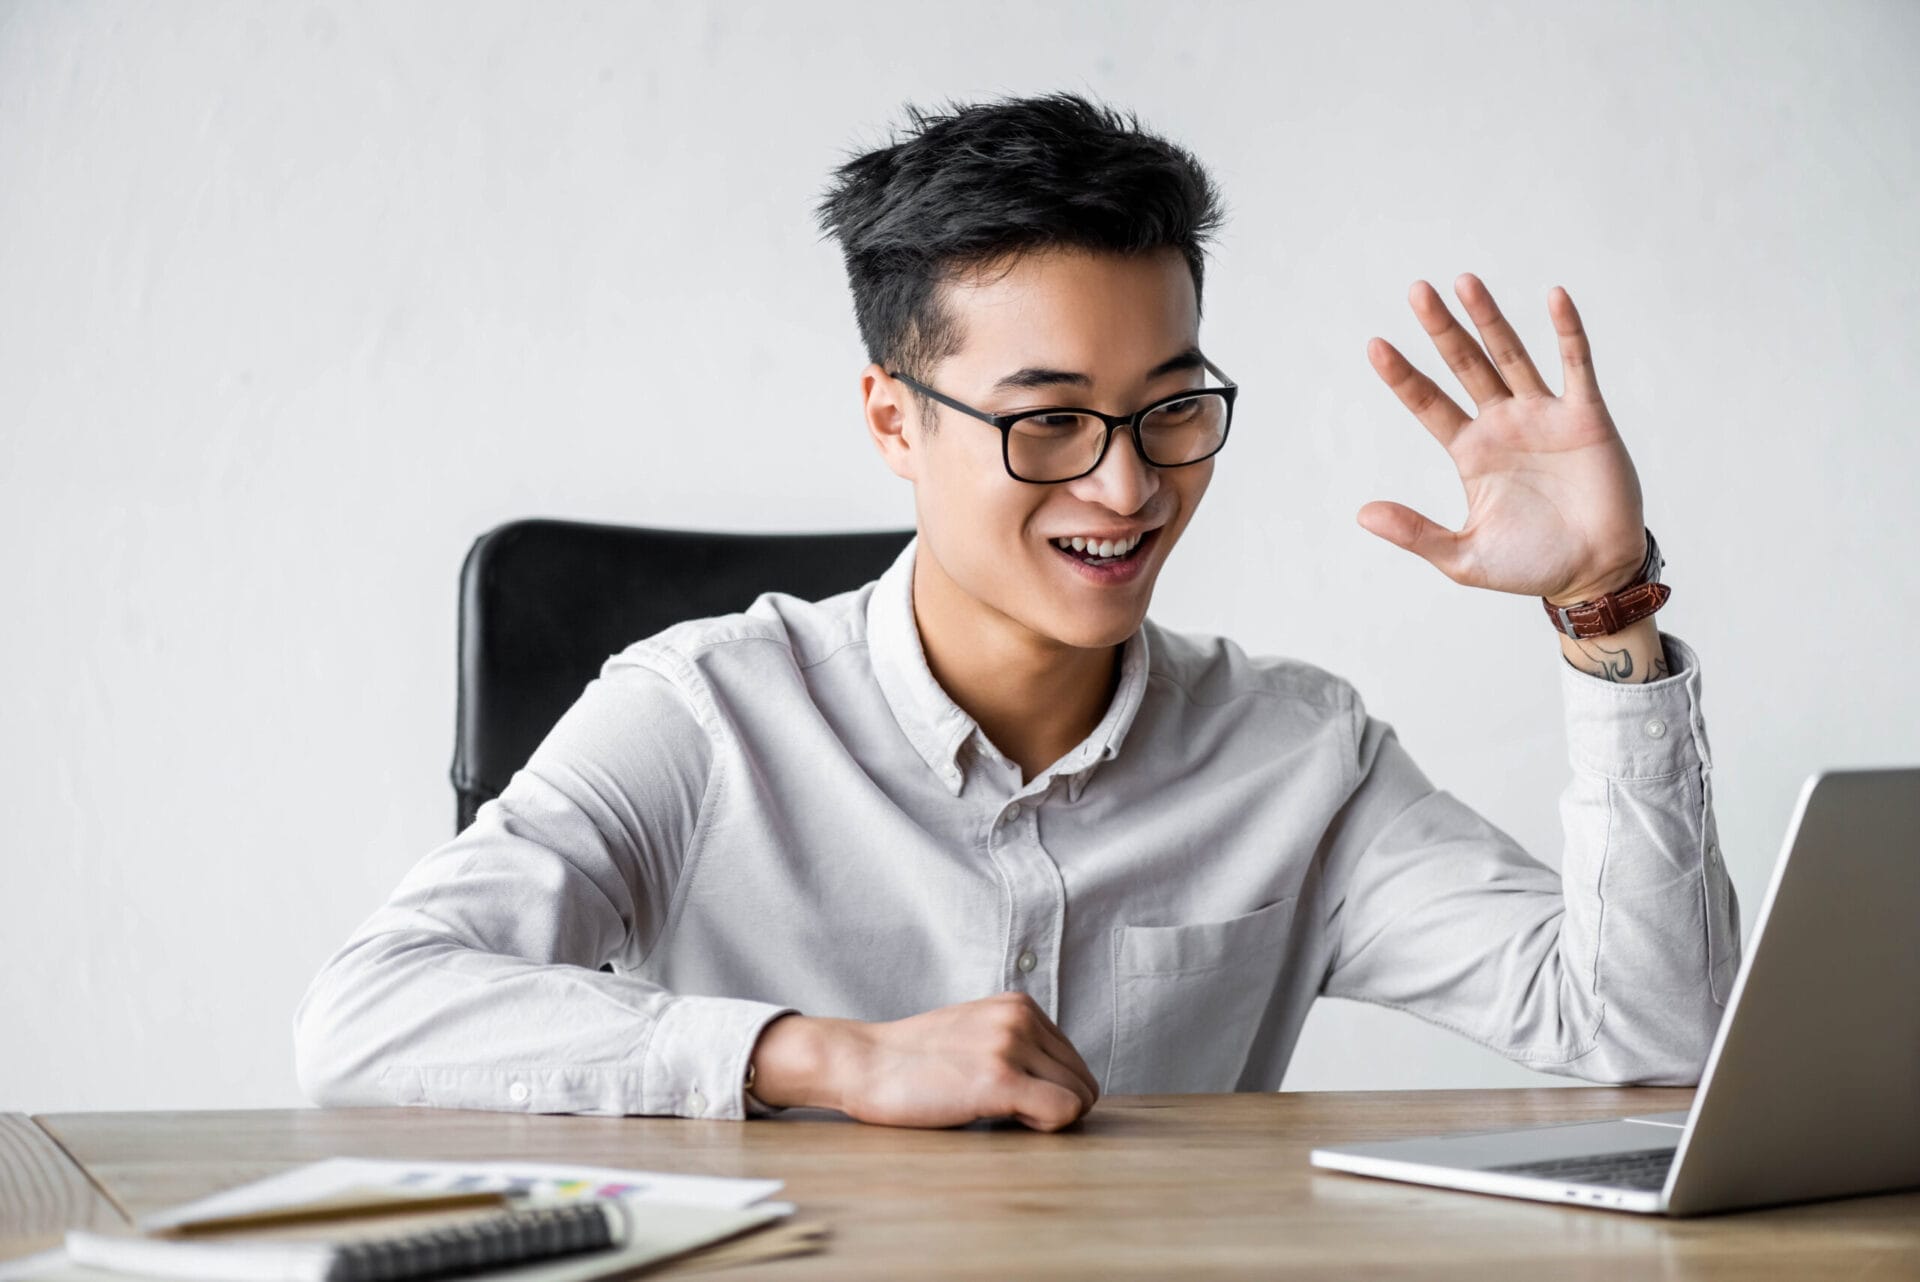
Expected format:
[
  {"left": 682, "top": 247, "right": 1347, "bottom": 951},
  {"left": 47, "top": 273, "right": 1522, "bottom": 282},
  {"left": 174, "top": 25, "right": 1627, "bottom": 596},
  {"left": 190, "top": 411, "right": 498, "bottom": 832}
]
[
  {"left": 1320, "top": 632, "right": 1737, "bottom": 1085},
  {"left": 1556, "top": 613, "right": 1669, "bottom": 684},
  {"left": 1550, "top": 630, "right": 1739, "bottom": 1081},
  {"left": 294, "top": 927, "right": 795, "bottom": 1119}
]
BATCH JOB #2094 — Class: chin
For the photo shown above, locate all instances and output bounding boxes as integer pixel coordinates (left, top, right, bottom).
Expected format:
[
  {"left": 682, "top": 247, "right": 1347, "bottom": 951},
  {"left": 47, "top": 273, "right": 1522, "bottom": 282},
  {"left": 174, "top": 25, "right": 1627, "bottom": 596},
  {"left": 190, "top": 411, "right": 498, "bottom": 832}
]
[{"left": 1043, "top": 606, "right": 1148, "bottom": 651}]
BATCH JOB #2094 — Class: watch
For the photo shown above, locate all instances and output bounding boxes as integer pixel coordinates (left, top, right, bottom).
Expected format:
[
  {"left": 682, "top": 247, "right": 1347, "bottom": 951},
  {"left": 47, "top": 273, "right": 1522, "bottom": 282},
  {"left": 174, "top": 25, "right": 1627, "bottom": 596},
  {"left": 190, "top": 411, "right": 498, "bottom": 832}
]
[{"left": 1542, "top": 527, "right": 1671, "bottom": 640}]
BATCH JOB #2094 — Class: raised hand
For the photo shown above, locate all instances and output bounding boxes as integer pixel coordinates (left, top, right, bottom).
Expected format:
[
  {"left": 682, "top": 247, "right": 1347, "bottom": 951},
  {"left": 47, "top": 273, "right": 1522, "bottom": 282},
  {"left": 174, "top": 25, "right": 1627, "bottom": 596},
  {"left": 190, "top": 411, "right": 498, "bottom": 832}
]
[{"left": 1358, "top": 275, "right": 1648, "bottom": 606}]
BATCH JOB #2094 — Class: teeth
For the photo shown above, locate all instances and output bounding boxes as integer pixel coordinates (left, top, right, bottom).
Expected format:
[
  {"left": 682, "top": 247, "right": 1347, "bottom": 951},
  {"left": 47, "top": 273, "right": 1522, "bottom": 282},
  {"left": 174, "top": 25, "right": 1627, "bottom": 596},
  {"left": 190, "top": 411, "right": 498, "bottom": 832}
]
[{"left": 1053, "top": 532, "right": 1141, "bottom": 558}]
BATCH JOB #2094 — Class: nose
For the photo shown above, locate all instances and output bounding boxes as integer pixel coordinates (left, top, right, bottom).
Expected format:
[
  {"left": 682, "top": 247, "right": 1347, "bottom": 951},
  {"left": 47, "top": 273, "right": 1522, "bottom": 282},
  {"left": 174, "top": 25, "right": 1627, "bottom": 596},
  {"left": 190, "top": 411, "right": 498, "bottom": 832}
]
[{"left": 1069, "top": 421, "right": 1160, "bottom": 515}]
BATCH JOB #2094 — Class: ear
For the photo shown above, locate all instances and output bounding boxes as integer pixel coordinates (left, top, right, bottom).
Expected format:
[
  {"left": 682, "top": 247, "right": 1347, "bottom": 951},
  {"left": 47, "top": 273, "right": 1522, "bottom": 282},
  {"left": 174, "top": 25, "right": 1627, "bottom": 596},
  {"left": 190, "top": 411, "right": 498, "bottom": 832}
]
[{"left": 862, "top": 363, "right": 920, "bottom": 482}]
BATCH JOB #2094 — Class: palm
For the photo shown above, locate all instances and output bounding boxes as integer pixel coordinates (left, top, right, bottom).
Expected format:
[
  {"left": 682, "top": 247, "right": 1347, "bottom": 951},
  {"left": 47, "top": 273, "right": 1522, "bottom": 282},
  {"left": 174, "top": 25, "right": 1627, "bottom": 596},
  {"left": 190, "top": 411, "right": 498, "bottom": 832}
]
[{"left": 1359, "top": 275, "right": 1647, "bottom": 603}]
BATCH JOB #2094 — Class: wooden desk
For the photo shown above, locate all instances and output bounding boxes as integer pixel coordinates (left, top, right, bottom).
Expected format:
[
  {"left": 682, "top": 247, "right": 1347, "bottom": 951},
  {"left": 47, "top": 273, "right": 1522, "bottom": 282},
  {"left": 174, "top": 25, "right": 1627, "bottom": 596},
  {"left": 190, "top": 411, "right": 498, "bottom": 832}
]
[{"left": 5, "top": 1090, "right": 1917, "bottom": 1279}]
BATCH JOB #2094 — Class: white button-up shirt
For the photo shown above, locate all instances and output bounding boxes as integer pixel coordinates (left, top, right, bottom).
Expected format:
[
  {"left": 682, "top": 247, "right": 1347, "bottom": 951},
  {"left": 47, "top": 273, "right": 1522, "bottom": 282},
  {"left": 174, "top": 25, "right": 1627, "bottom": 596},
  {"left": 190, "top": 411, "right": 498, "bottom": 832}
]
[{"left": 294, "top": 535, "right": 1741, "bottom": 1121}]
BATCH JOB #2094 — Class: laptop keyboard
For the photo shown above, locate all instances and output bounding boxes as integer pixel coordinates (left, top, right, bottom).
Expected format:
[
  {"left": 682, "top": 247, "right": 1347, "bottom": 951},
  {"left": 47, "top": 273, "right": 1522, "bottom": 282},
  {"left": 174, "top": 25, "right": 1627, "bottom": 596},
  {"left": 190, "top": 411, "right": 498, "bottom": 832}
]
[{"left": 1486, "top": 1146, "right": 1677, "bottom": 1191}]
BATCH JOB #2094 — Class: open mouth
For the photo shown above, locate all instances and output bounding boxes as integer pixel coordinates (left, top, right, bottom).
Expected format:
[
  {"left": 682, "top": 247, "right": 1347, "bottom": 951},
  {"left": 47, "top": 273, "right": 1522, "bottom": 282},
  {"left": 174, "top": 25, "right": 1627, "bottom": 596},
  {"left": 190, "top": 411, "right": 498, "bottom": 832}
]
[{"left": 1047, "top": 526, "right": 1158, "bottom": 570}]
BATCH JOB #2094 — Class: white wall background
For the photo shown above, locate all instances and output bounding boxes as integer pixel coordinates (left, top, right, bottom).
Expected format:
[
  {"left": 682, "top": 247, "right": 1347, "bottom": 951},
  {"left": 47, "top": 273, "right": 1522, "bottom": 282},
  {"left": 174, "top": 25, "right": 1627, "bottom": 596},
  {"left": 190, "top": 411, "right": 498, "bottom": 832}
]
[{"left": 2, "top": 0, "right": 1915, "bottom": 1112}]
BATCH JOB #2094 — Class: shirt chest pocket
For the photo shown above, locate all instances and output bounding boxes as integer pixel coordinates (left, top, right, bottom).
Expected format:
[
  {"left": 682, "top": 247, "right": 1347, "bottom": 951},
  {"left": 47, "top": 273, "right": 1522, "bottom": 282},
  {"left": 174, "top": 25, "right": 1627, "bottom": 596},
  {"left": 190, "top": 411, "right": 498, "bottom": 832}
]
[{"left": 1106, "top": 896, "right": 1297, "bottom": 1095}]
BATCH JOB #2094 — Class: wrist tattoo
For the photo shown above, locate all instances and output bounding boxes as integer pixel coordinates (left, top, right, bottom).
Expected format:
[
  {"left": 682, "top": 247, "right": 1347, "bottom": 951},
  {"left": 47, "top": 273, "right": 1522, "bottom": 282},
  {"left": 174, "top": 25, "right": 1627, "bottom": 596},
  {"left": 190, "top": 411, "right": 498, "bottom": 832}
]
[{"left": 1567, "top": 638, "right": 1670, "bottom": 684}]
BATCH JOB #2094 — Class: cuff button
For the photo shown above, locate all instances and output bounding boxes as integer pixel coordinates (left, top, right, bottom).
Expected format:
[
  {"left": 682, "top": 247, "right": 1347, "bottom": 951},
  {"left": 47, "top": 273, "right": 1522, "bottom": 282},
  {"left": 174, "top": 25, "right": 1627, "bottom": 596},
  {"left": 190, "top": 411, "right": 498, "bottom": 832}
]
[{"left": 507, "top": 1081, "right": 530, "bottom": 1104}]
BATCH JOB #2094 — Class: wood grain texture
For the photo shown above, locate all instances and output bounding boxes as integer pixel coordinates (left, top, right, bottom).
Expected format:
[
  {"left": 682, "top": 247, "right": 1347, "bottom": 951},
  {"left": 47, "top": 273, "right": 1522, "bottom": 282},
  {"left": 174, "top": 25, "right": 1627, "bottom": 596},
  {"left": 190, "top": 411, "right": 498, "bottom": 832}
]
[
  {"left": 23, "top": 1091, "right": 1920, "bottom": 1280},
  {"left": 0, "top": 1113, "right": 128, "bottom": 1263}
]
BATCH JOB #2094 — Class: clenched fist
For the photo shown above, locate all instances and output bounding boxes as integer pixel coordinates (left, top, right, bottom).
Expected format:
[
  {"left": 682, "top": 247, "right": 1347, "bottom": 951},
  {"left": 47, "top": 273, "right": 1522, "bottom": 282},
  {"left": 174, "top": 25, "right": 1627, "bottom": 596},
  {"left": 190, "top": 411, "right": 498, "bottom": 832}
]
[{"left": 749, "top": 991, "right": 1100, "bottom": 1131}]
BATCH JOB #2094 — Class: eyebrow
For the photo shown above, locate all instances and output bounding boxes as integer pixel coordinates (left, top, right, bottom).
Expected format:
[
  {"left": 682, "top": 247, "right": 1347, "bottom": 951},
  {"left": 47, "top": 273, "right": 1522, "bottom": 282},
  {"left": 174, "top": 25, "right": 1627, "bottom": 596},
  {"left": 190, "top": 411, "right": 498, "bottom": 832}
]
[{"left": 988, "top": 346, "right": 1206, "bottom": 396}]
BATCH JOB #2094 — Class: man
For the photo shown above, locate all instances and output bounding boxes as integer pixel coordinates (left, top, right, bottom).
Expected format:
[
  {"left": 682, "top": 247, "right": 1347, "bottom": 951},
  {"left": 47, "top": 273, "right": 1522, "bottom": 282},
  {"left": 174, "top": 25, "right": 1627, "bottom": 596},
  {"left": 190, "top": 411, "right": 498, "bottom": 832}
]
[{"left": 294, "top": 92, "right": 1740, "bottom": 1133}]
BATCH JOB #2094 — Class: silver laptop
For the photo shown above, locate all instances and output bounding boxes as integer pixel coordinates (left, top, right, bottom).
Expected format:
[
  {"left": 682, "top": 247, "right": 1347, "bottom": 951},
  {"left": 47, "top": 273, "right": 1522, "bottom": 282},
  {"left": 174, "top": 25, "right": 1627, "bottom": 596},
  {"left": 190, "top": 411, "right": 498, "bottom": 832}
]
[{"left": 1310, "top": 766, "right": 1920, "bottom": 1216}]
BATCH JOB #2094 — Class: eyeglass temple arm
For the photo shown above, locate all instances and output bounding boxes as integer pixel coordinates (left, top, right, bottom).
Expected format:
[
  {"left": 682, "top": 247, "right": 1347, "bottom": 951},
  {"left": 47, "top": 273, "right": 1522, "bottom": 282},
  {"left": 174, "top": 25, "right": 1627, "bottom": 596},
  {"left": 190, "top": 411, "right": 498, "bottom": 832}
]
[{"left": 884, "top": 369, "right": 1005, "bottom": 426}]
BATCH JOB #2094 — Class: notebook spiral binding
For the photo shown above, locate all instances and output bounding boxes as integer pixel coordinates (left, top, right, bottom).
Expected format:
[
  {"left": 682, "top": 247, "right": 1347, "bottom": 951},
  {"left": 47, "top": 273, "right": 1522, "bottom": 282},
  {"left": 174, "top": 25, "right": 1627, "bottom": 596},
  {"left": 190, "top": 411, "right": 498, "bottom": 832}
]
[{"left": 325, "top": 1201, "right": 617, "bottom": 1282}]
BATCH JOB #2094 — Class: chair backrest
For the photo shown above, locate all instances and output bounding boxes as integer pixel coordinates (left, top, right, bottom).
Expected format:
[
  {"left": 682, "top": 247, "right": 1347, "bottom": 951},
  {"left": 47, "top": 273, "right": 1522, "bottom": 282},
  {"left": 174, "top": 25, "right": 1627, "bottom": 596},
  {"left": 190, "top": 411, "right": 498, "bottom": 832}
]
[{"left": 451, "top": 519, "right": 915, "bottom": 832}]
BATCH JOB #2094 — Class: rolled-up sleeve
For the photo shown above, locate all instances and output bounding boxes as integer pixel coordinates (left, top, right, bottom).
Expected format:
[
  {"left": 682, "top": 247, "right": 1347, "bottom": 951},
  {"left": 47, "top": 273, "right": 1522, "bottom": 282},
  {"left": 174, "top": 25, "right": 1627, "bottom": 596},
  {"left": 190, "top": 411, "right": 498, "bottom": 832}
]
[
  {"left": 1318, "top": 630, "right": 1740, "bottom": 1085},
  {"left": 291, "top": 652, "right": 797, "bottom": 1120}
]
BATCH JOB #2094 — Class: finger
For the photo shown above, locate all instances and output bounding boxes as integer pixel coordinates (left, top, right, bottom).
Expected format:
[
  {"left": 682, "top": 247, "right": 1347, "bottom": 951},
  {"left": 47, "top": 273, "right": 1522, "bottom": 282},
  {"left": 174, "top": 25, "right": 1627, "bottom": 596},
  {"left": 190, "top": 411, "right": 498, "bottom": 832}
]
[
  {"left": 1366, "top": 337, "right": 1471, "bottom": 450},
  {"left": 1549, "top": 285, "right": 1602, "bottom": 403},
  {"left": 1409, "top": 279, "right": 1511, "bottom": 408},
  {"left": 1452, "top": 273, "right": 1550, "bottom": 398},
  {"left": 1026, "top": 1020, "right": 1100, "bottom": 1104},
  {"left": 1005, "top": 1073, "right": 1090, "bottom": 1132},
  {"left": 1356, "top": 500, "right": 1468, "bottom": 581},
  {"left": 1013, "top": 1043, "right": 1096, "bottom": 1114},
  {"left": 1024, "top": 996, "right": 1101, "bottom": 1101},
  {"left": 1003, "top": 993, "right": 1101, "bottom": 1101}
]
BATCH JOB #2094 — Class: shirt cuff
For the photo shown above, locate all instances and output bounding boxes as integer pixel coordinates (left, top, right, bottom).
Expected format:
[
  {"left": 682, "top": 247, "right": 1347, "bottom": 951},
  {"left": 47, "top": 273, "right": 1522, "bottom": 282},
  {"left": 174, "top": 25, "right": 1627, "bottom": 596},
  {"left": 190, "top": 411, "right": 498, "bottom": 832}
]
[
  {"left": 642, "top": 994, "right": 800, "bottom": 1120},
  {"left": 1559, "top": 630, "right": 1711, "bottom": 780}
]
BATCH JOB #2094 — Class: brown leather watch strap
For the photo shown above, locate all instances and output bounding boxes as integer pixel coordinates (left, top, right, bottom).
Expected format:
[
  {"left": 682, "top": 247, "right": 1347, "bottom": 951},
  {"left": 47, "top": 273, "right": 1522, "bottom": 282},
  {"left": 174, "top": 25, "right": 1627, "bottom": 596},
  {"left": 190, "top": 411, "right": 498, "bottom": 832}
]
[
  {"left": 1544, "top": 579, "right": 1671, "bottom": 639},
  {"left": 1543, "top": 528, "right": 1670, "bottom": 639}
]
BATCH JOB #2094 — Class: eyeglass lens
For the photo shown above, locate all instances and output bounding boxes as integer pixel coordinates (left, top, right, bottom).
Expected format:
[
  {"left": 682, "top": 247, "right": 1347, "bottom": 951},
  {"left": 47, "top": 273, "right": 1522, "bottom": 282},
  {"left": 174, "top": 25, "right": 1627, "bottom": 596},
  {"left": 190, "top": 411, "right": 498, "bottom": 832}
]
[{"left": 1006, "top": 393, "right": 1229, "bottom": 481}]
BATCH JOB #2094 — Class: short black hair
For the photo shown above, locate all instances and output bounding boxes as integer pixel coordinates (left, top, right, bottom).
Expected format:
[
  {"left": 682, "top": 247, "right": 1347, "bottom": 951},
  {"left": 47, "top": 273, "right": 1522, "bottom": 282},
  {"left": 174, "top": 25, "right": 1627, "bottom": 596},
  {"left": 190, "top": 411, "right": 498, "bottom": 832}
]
[{"left": 814, "top": 90, "right": 1228, "bottom": 429}]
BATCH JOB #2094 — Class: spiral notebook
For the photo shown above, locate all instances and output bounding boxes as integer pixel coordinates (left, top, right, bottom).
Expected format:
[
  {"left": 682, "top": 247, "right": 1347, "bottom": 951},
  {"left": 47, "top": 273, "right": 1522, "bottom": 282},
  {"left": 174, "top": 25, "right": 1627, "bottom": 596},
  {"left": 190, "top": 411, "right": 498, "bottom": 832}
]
[
  {"left": 60, "top": 1197, "right": 792, "bottom": 1282},
  {"left": 3, "top": 1158, "right": 822, "bottom": 1282}
]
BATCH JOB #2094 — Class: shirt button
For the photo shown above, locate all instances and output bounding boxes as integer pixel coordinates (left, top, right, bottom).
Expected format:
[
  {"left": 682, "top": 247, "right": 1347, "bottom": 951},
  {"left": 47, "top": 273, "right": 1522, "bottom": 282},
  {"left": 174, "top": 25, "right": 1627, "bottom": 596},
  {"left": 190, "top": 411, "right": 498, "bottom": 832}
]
[
  {"left": 507, "top": 1081, "right": 530, "bottom": 1104},
  {"left": 688, "top": 1087, "right": 706, "bottom": 1113},
  {"left": 1643, "top": 718, "right": 1667, "bottom": 739},
  {"left": 1017, "top": 949, "right": 1037, "bottom": 973}
]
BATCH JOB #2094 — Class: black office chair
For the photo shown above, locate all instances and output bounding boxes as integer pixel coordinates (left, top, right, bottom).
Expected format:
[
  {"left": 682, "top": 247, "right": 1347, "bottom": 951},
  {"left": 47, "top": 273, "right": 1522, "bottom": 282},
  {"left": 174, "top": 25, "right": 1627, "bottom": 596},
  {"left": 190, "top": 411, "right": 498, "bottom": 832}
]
[{"left": 450, "top": 518, "right": 916, "bottom": 833}]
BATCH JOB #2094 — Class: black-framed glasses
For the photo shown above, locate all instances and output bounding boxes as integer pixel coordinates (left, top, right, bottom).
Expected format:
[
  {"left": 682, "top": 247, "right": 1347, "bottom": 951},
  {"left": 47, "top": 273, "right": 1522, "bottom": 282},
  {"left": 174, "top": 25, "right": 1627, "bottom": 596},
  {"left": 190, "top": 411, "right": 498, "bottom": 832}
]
[{"left": 886, "top": 355, "right": 1238, "bottom": 484}]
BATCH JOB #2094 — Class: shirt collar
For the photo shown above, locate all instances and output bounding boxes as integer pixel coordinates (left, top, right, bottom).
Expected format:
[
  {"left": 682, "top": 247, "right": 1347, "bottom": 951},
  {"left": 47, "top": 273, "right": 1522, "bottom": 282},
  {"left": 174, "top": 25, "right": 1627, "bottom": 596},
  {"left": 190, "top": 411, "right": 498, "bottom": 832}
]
[{"left": 866, "top": 533, "right": 1152, "bottom": 798}]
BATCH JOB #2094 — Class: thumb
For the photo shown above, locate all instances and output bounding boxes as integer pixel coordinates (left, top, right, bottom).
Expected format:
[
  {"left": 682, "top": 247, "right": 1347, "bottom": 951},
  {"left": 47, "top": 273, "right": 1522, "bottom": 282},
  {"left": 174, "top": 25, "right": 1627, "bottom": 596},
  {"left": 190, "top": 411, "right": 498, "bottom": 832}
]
[{"left": 1357, "top": 501, "right": 1465, "bottom": 580}]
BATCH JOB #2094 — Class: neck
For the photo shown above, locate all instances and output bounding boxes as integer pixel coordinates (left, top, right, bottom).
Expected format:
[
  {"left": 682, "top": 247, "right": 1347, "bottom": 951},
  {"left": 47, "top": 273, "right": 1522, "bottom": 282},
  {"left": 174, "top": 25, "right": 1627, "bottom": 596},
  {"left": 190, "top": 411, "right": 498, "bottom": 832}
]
[{"left": 910, "top": 546, "right": 1124, "bottom": 785}]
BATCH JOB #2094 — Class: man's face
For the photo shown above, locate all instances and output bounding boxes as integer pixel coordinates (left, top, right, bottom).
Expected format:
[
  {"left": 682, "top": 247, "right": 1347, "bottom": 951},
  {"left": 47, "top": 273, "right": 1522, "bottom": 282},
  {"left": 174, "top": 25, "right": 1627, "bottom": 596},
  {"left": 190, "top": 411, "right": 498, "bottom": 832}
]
[{"left": 866, "top": 245, "right": 1215, "bottom": 654}]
